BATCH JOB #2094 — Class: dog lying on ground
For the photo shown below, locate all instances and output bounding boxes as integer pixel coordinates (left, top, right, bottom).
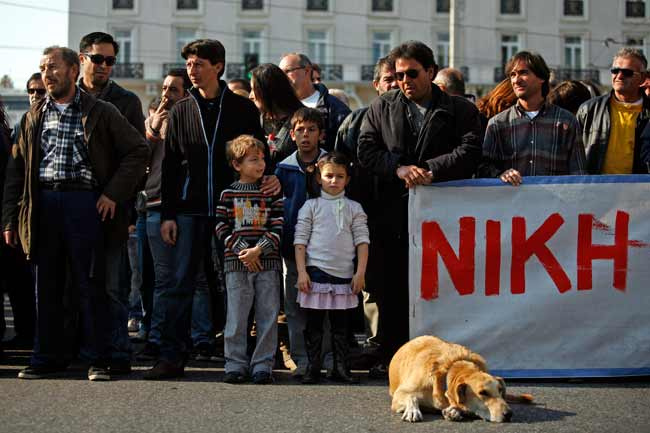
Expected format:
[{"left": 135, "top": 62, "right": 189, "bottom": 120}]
[{"left": 389, "top": 335, "right": 533, "bottom": 423}]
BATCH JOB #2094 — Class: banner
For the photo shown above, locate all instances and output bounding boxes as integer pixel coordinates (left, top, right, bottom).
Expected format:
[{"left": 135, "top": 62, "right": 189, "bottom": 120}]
[{"left": 409, "top": 175, "right": 650, "bottom": 378}]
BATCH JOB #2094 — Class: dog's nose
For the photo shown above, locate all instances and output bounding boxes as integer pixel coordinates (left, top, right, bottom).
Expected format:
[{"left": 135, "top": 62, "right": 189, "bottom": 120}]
[{"left": 503, "top": 409, "right": 513, "bottom": 422}]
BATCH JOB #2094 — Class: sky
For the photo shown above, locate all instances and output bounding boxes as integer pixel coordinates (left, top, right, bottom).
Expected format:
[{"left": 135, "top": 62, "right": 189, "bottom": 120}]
[{"left": 0, "top": 0, "right": 69, "bottom": 89}]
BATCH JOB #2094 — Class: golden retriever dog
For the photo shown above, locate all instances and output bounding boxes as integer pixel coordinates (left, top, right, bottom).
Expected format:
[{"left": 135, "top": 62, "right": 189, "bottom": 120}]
[{"left": 389, "top": 335, "right": 533, "bottom": 423}]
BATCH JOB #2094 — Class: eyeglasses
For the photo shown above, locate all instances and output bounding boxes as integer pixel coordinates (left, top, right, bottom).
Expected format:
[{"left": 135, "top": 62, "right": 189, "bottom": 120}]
[
  {"left": 610, "top": 68, "right": 639, "bottom": 78},
  {"left": 282, "top": 66, "right": 305, "bottom": 74},
  {"left": 84, "top": 53, "right": 117, "bottom": 66},
  {"left": 27, "top": 88, "right": 46, "bottom": 95},
  {"left": 395, "top": 69, "right": 422, "bottom": 81}
]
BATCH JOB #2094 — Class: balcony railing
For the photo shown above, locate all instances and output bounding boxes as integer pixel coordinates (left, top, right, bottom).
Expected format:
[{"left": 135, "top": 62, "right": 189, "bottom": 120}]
[
  {"left": 563, "top": 0, "right": 584, "bottom": 16},
  {"left": 111, "top": 63, "right": 143, "bottom": 79},
  {"left": 319, "top": 64, "right": 343, "bottom": 81},
  {"left": 553, "top": 68, "right": 600, "bottom": 84},
  {"left": 361, "top": 65, "right": 375, "bottom": 81},
  {"left": 494, "top": 66, "right": 506, "bottom": 82},
  {"left": 242, "top": 0, "right": 263, "bottom": 9},
  {"left": 161, "top": 63, "right": 186, "bottom": 77},
  {"left": 626, "top": 1, "right": 646, "bottom": 18}
]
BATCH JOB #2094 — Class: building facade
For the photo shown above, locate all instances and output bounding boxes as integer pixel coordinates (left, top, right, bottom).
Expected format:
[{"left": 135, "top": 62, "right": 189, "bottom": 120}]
[{"left": 67, "top": 0, "right": 650, "bottom": 106}]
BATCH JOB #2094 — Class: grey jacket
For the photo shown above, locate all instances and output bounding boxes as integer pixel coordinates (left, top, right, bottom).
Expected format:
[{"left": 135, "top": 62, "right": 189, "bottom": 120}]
[{"left": 576, "top": 91, "right": 650, "bottom": 174}]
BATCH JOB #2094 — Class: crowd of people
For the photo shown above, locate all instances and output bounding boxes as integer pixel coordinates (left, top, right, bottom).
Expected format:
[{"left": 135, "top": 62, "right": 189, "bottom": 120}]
[{"left": 1, "top": 31, "right": 649, "bottom": 384}]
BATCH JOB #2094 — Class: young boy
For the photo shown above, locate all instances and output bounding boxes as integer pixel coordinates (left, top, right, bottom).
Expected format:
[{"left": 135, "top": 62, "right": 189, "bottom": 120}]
[
  {"left": 215, "top": 135, "right": 284, "bottom": 384},
  {"left": 274, "top": 107, "right": 327, "bottom": 378}
]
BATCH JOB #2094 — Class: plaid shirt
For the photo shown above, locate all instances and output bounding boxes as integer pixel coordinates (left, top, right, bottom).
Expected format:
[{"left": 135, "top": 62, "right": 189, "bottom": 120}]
[
  {"left": 39, "top": 87, "right": 96, "bottom": 186},
  {"left": 480, "top": 102, "right": 586, "bottom": 178}
]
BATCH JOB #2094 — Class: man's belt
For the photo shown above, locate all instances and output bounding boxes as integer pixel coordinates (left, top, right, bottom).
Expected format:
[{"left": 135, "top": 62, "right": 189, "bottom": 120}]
[{"left": 40, "top": 181, "right": 96, "bottom": 192}]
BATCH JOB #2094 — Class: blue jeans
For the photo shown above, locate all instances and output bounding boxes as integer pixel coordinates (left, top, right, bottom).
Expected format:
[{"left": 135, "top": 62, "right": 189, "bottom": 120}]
[
  {"left": 105, "top": 241, "right": 132, "bottom": 362},
  {"left": 148, "top": 213, "right": 213, "bottom": 363},
  {"left": 31, "top": 189, "right": 108, "bottom": 367},
  {"left": 224, "top": 270, "right": 281, "bottom": 375}
]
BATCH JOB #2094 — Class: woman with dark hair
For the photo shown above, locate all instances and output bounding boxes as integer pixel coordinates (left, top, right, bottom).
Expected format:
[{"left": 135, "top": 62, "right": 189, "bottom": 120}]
[
  {"left": 547, "top": 80, "right": 592, "bottom": 115},
  {"left": 249, "top": 63, "right": 304, "bottom": 164}
]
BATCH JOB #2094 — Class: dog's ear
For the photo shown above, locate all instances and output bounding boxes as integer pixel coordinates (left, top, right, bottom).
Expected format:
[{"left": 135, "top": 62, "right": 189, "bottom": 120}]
[
  {"left": 448, "top": 381, "right": 467, "bottom": 405},
  {"left": 496, "top": 377, "right": 507, "bottom": 398}
]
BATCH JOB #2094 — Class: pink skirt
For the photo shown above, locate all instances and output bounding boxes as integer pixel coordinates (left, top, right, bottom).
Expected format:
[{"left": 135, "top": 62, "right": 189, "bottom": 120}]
[{"left": 297, "top": 282, "right": 359, "bottom": 310}]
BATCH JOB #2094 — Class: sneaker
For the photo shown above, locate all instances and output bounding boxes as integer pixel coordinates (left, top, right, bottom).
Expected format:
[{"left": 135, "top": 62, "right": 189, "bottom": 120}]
[
  {"left": 109, "top": 359, "right": 132, "bottom": 375},
  {"left": 18, "top": 365, "right": 66, "bottom": 379},
  {"left": 88, "top": 365, "right": 111, "bottom": 381},
  {"left": 194, "top": 342, "right": 214, "bottom": 361},
  {"left": 127, "top": 318, "right": 140, "bottom": 333},
  {"left": 136, "top": 342, "right": 160, "bottom": 361},
  {"left": 143, "top": 360, "right": 184, "bottom": 380},
  {"left": 252, "top": 370, "right": 274, "bottom": 385},
  {"left": 223, "top": 371, "right": 248, "bottom": 384}
]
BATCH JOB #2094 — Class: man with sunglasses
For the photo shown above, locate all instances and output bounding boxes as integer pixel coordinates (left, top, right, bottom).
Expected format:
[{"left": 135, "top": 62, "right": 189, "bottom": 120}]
[
  {"left": 77, "top": 32, "right": 146, "bottom": 376},
  {"left": 358, "top": 41, "right": 482, "bottom": 367},
  {"left": 577, "top": 48, "right": 650, "bottom": 174}
]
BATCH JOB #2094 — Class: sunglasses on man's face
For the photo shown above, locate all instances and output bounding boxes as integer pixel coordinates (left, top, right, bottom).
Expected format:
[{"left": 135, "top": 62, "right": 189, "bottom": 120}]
[
  {"left": 27, "top": 88, "right": 46, "bottom": 95},
  {"left": 84, "top": 53, "right": 117, "bottom": 66},
  {"left": 395, "top": 69, "right": 422, "bottom": 81},
  {"left": 610, "top": 68, "right": 638, "bottom": 78}
]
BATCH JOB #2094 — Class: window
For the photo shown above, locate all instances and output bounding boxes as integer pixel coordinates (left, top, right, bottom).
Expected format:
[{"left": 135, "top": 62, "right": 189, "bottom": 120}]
[
  {"left": 242, "top": 0, "right": 263, "bottom": 9},
  {"left": 177, "top": 0, "right": 198, "bottom": 10},
  {"left": 307, "top": 30, "right": 328, "bottom": 64},
  {"left": 114, "top": 29, "right": 132, "bottom": 64},
  {"left": 500, "top": 34, "right": 519, "bottom": 66},
  {"left": 626, "top": 37, "right": 646, "bottom": 55},
  {"left": 112, "top": 0, "right": 134, "bottom": 9},
  {"left": 626, "top": 0, "right": 646, "bottom": 18},
  {"left": 372, "top": 0, "right": 393, "bottom": 11},
  {"left": 176, "top": 28, "right": 197, "bottom": 62},
  {"left": 307, "top": 0, "right": 328, "bottom": 11},
  {"left": 436, "top": 0, "right": 450, "bottom": 13},
  {"left": 564, "top": 36, "right": 582, "bottom": 69},
  {"left": 563, "top": 0, "right": 584, "bottom": 16},
  {"left": 436, "top": 33, "right": 450, "bottom": 67},
  {"left": 500, "top": 0, "right": 521, "bottom": 14},
  {"left": 372, "top": 32, "right": 392, "bottom": 62},
  {"left": 242, "top": 30, "right": 262, "bottom": 59}
]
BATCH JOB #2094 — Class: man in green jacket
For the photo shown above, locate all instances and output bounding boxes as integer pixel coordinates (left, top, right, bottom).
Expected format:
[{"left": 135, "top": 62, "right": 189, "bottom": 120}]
[{"left": 2, "top": 46, "right": 149, "bottom": 381}]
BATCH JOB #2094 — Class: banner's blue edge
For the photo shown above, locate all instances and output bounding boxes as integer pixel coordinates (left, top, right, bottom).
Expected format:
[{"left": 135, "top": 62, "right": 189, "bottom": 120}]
[
  {"left": 491, "top": 368, "right": 650, "bottom": 379},
  {"left": 427, "top": 175, "right": 650, "bottom": 187}
]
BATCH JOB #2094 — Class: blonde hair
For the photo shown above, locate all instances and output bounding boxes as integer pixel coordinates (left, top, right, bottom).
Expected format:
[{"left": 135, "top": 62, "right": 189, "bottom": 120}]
[{"left": 226, "top": 135, "right": 265, "bottom": 167}]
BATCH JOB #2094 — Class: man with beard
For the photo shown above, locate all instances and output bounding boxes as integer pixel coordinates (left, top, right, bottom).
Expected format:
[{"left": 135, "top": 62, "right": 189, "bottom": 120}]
[{"left": 2, "top": 46, "right": 148, "bottom": 380}]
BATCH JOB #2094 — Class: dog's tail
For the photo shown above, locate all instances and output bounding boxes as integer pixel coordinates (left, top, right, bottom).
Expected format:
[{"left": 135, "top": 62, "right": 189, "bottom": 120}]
[{"left": 505, "top": 393, "right": 534, "bottom": 404}]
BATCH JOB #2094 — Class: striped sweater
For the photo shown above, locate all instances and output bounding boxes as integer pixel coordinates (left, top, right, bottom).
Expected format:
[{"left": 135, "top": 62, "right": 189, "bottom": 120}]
[{"left": 215, "top": 181, "right": 284, "bottom": 272}]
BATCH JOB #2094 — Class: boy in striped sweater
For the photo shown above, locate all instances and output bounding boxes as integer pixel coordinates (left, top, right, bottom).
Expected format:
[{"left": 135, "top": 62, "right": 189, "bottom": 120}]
[{"left": 215, "top": 135, "right": 284, "bottom": 384}]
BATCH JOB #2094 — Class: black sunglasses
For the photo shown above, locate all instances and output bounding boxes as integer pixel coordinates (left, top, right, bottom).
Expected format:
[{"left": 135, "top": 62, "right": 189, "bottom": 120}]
[
  {"left": 84, "top": 53, "right": 117, "bottom": 66},
  {"left": 27, "top": 88, "right": 46, "bottom": 95},
  {"left": 395, "top": 69, "right": 422, "bottom": 81},
  {"left": 610, "top": 68, "right": 638, "bottom": 78}
]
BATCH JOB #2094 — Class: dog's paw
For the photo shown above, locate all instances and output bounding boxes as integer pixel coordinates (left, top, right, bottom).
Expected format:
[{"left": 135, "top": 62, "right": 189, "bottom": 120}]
[
  {"left": 401, "top": 407, "right": 423, "bottom": 423},
  {"left": 442, "top": 406, "right": 464, "bottom": 422}
]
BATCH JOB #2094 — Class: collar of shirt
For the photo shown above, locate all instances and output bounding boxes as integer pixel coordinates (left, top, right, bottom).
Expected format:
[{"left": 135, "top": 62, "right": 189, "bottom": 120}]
[
  {"left": 514, "top": 100, "right": 549, "bottom": 118},
  {"left": 42, "top": 86, "right": 82, "bottom": 113},
  {"left": 78, "top": 78, "right": 112, "bottom": 99}
]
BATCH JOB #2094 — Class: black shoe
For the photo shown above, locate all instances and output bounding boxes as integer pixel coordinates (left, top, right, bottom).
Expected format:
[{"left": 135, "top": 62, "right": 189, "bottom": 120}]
[
  {"left": 109, "top": 359, "right": 132, "bottom": 375},
  {"left": 223, "top": 371, "right": 248, "bottom": 384},
  {"left": 252, "top": 370, "right": 274, "bottom": 385},
  {"left": 18, "top": 365, "right": 66, "bottom": 380},
  {"left": 88, "top": 365, "right": 111, "bottom": 381},
  {"left": 369, "top": 362, "right": 388, "bottom": 379},
  {"left": 136, "top": 342, "right": 160, "bottom": 361},
  {"left": 301, "top": 365, "right": 321, "bottom": 384},
  {"left": 194, "top": 342, "right": 214, "bottom": 361},
  {"left": 143, "top": 360, "right": 184, "bottom": 380}
]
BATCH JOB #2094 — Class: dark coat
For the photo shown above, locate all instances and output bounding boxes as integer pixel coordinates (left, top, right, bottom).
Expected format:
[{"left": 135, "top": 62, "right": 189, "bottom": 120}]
[
  {"left": 357, "top": 85, "right": 482, "bottom": 237},
  {"left": 313, "top": 83, "right": 351, "bottom": 152},
  {"left": 2, "top": 89, "right": 150, "bottom": 258}
]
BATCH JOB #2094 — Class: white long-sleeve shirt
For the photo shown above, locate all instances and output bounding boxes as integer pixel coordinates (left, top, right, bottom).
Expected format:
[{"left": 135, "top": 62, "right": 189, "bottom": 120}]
[{"left": 293, "top": 191, "right": 370, "bottom": 279}]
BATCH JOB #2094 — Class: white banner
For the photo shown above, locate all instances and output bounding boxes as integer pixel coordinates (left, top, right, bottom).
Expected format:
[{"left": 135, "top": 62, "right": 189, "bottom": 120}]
[{"left": 409, "top": 175, "right": 650, "bottom": 378}]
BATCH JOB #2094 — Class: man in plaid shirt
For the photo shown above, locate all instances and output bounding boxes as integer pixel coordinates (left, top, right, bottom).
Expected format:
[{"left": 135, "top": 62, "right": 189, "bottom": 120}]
[{"left": 479, "top": 51, "right": 586, "bottom": 184}]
